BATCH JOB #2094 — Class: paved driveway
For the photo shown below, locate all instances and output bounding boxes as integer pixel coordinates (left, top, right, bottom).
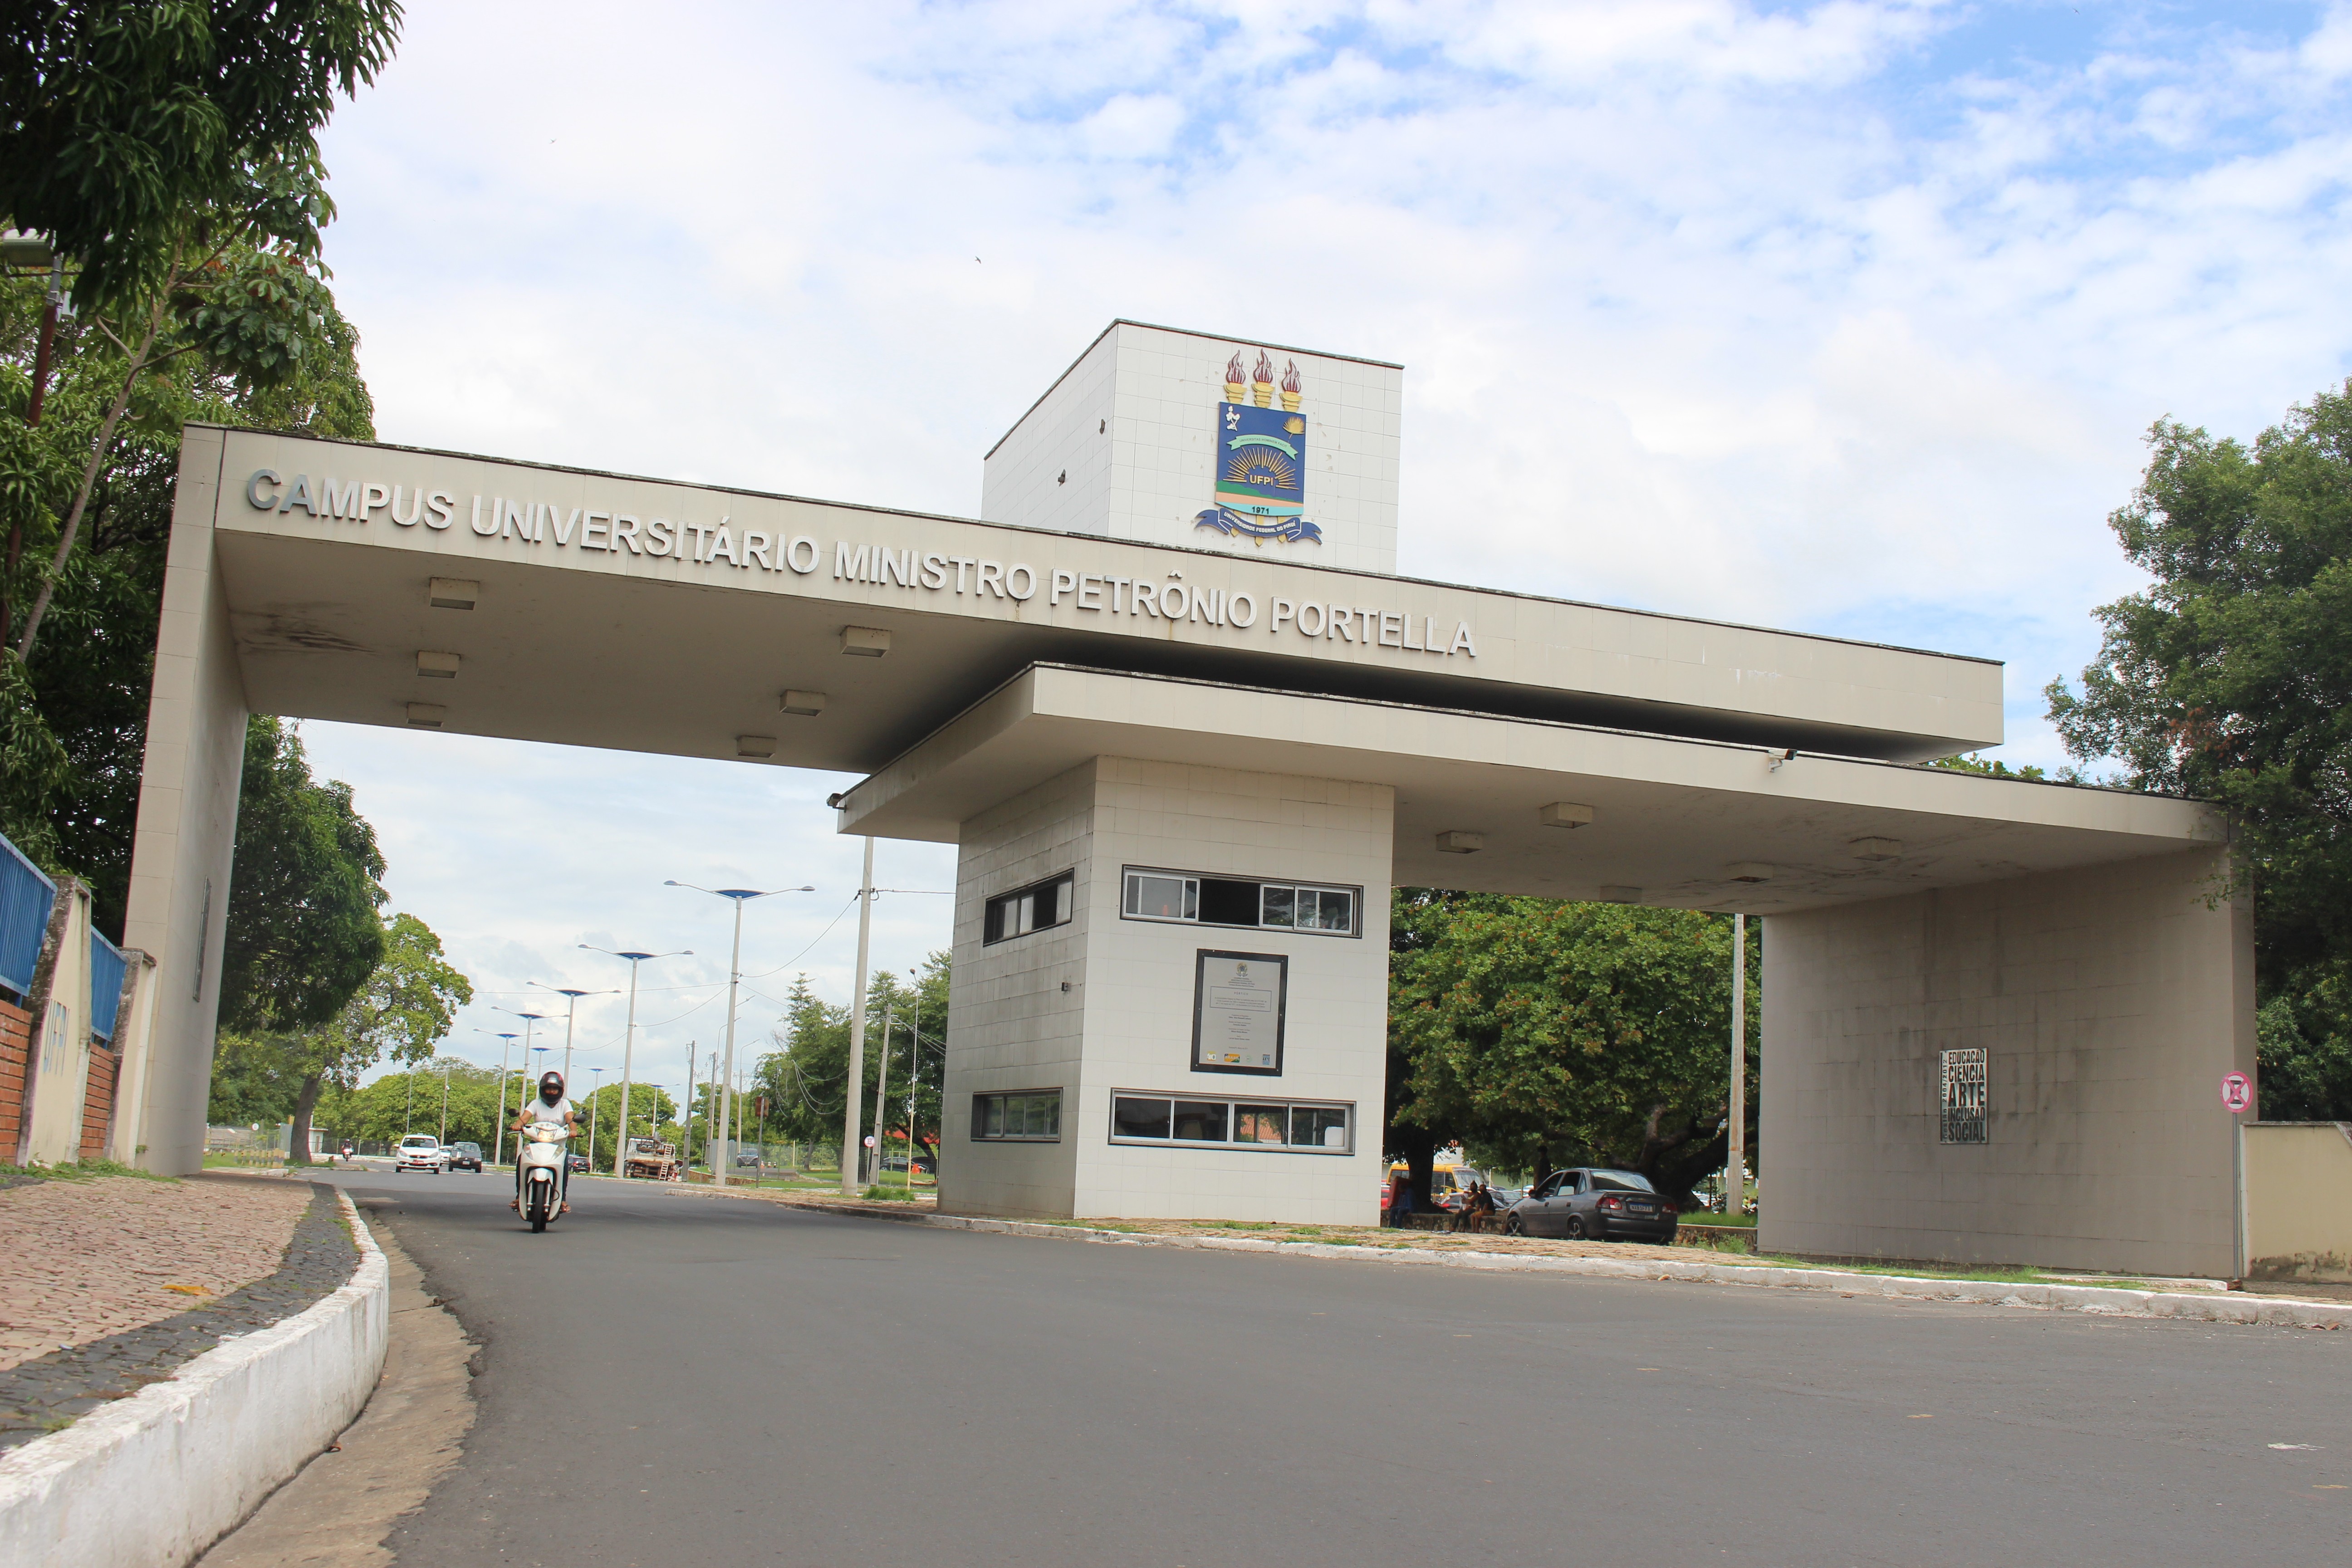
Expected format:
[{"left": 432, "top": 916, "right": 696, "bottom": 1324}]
[{"left": 324, "top": 1168, "right": 2350, "bottom": 1567}]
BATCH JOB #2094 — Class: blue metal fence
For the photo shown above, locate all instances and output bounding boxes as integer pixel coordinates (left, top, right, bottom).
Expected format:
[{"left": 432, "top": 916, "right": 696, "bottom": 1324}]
[
  {"left": 89, "top": 928, "right": 127, "bottom": 1043},
  {"left": 0, "top": 830, "right": 57, "bottom": 1000}
]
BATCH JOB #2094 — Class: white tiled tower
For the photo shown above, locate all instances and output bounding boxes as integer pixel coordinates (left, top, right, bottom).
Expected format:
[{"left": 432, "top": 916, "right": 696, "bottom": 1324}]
[{"left": 982, "top": 321, "right": 1402, "bottom": 576}]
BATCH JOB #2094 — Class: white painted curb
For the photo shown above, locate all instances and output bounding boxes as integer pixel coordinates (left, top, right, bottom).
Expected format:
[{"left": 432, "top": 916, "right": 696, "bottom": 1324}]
[
  {"left": 0, "top": 1191, "right": 392, "bottom": 1568},
  {"left": 916, "top": 1213, "right": 2352, "bottom": 1330}
]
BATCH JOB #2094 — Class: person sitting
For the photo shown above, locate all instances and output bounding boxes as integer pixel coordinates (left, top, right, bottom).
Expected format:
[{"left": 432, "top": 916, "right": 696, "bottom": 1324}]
[{"left": 1455, "top": 1181, "right": 1497, "bottom": 1233}]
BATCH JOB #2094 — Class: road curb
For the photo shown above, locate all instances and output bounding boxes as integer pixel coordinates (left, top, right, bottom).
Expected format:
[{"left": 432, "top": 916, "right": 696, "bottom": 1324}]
[
  {"left": 911, "top": 1212, "right": 2352, "bottom": 1329},
  {"left": 0, "top": 1192, "right": 392, "bottom": 1568}
]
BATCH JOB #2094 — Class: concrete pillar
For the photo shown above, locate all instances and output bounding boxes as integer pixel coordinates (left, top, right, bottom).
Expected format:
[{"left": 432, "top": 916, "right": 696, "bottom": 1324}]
[
  {"left": 1758, "top": 847, "right": 2257, "bottom": 1278},
  {"left": 939, "top": 757, "right": 1392, "bottom": 1225},
  {"left": 121, "top": 427, "right": 250, "bottom": 1173}
]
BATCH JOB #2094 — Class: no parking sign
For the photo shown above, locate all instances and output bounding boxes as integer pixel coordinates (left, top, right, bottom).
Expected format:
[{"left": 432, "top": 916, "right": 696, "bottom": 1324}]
[{"left": 2220, "top": 1071, "right": 2253, "bottom": 1114}]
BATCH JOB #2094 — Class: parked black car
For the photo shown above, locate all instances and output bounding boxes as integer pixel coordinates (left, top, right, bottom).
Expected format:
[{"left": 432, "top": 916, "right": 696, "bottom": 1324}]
[
  {"left": 446, "top": 1142, "right": 483, "bottom": 1172},
  {"left": 1504, "top": 1168, "right": 1676, "bottom": 1243},
  {"left": 566, "top": 1152, "right": 591, "bottom": 1174}
]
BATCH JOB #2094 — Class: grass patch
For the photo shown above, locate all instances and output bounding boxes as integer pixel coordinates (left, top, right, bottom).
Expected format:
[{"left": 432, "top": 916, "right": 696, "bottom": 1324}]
[
  {"left": 1207, "top": 1220, "right": 1275, "bottom": 1231},
  {"left": 1679, "top": 1212, "right": 1754, "bottom": 1227},
  {"left": 860, "top": 1184, "right": 916, "bottom": 1202},
  {"left": 1, "top": 1158, "right": 176, "bottom": 1183}
]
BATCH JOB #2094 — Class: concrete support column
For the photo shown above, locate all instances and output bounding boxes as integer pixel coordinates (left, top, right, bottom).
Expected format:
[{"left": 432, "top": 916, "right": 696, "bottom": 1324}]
[
  {"left": 1758, "top": 847, "right": 2257, "bottom": 1278},
  {"left": 121, "top": 427, "right": 250, "bottom": 1173}
]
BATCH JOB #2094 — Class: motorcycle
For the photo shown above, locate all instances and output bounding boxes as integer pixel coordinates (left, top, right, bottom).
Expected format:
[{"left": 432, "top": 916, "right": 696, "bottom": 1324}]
[{"left": 518, "top": 1120, "right": 568, "bottom": 1232}]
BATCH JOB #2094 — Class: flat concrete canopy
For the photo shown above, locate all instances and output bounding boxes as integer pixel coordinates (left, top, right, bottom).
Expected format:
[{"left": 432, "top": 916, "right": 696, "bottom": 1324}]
[
  {"left": 839, "top": 664, "right": 2221, "bottom": 914},
  {"left": 204, "top": 427, "right": 2004, "bottom": 776}
]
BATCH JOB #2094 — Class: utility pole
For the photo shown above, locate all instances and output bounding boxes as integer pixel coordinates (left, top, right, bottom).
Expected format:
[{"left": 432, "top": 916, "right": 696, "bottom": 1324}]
[
  {"left": 682, "top": 1044, "right": 697, "bottom": 1169},
  {"left": 404, "top": 1065, "right": 416, "bottom": 1136},
  {"left": 704, "top": 1051, "right": 719, "bottom": 1172},
  {"left": 841, "top": 837, "right": 876, "bottom": 1195},
  {"left": 872, "top": 1002, "right": 895, "bottom": 1186},
  {"left": 438, "top": 1058, "right": 452, "bottom": 1143},
  {"left": 1725, "top": 912, "right": 1747, "bottom": 1218}
]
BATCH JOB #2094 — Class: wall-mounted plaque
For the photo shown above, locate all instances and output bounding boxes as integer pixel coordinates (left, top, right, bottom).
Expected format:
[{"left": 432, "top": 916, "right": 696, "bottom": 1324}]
[{"left": 1191, "top": 950, "right": 1287, "bottom": 1075}]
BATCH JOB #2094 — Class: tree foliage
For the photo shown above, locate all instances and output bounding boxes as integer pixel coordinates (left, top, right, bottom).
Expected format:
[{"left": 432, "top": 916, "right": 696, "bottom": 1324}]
[
  {"left": 213, "top": 910, "right": 469, "bottom": 1162},
  {"left": 2047, "top": 388, "right": 2352, "bottom": 1119},
  {"left": 0, "top": 263, "right": 375, "bottom": 930},
  {"left": 755, "top": 960, "right": 948, "bottom": 1161},
  {"left": 220, "top": 716, "right": 387, "bottom": 1034},
  {"left": 1386, "top": 891, "right": 1758, "bottom": 1205},
  {"left": 1, "top": 0, "right": 403, "bottom": 314}
]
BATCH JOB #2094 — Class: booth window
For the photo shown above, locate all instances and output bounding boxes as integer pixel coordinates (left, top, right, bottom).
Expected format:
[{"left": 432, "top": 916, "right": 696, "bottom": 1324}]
[
  {"left": 1110, "top": 1093, "right": 1352, "bottom": 1153},
  {"left": 1121, "top": 867, "right": 1359, "bottom": 938},
  {"left": 973, "top": 1089, "right": 1062, "bottom": 1141},
  {"left": 984, "top": 872, "right": 1073, "bottom": 945}
]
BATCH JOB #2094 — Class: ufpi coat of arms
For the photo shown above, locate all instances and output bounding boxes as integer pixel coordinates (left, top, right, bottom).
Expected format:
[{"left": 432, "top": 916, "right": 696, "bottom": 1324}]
[{"left": 1194, "top": 350, "right": 1324, "bottom": 546}]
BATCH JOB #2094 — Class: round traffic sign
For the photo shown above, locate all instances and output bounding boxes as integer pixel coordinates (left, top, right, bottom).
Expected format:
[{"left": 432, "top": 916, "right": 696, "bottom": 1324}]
[
  {"left": 2220, "top": 1071, "right": 2253, "bottom": 1114},
  {"left": 863, "top": 1134, "right": 877, "bottom": 1147}
]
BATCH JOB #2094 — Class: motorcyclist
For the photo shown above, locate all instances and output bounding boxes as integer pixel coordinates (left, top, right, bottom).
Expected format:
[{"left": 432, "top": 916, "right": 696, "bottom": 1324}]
[
  {"left": 339, "top": 1140, "right": 355, "bottom": 1166},
  {"left": 510, "top": 1070, "right": 581, "bottom": 1215}
]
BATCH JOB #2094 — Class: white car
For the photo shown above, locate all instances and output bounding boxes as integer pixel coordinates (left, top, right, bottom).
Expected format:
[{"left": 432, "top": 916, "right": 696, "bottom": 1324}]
[{"left": 395, "top": 1135, "right": 448, "bottom": 1174}]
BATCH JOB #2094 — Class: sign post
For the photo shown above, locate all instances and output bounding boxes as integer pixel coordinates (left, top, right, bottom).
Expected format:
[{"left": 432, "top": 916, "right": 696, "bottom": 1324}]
[{"left": 2221, "top": 1070, "right": 2253, "bottom": 1280}]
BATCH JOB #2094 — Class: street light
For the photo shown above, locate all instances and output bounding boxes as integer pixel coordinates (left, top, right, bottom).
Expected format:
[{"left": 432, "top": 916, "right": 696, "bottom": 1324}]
[
  {"left": 580, "top": 946, "right": 690, "bottom": 1179},
  {"left": 530, "top": 980, "right": 618, "bottom": 1092},
  {"left": 497, "top": 1009, "right": 550, "bottom": 1088},
  {"left": 438, "top": 1056, "right": 455, "bottom": 1143},
  {"left": 477, "top": 1030, "right": 520, "bottom": 1166},
  {"left": 666, "top": 881, "right": 814, "bottom": 1187}
]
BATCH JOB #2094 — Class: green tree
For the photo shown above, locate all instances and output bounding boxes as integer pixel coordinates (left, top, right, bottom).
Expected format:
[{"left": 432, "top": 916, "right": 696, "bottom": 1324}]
[
  {"left": 2047, "top": 387, "right": 2352, "bottom": 1119},
  {"left": 212, "top": 911, "right": 469, "bottom": 1162},
  {"left": 754, "top": 958, "right": 948, "bottom": 1166},
  {"left": 1, "top": 1, "right": 403, "bottom": 314},
  {"left": 219, "top": 715, "right": 387, "bottom": 1033},
  {"left": 0, "top": 264, "right": 376, "bottom": 926},
  {"left": 573, "top": 1080, "right": 678, "bottom": 1173},
  {"left": 1387, "top": 891, "right": 1758, "bottom": 1207}
]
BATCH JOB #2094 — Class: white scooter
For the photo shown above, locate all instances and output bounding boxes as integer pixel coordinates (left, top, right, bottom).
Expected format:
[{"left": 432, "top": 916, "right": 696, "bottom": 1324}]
[{"left": 518, "top": 1121, "right": 568, "bottom": 1233}]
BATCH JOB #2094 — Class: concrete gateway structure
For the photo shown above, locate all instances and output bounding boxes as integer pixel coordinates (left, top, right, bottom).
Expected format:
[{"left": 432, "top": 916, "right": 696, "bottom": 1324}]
[{"left": 118, "top": 322, "right": 2252, "bottom": 1276}]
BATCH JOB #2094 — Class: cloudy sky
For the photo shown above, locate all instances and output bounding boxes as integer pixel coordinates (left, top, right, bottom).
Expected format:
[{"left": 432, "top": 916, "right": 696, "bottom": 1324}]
[{"left": 296, "top": 0, "right": 2352, "bottom": 1083}]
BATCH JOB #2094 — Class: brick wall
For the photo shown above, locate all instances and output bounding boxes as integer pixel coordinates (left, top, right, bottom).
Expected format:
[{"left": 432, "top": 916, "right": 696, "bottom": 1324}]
[
  {"left": 79, "top": 1044, "right": 117, "bottom": 1163},
  {"left": 0, "top": 1000, "right": 28, "bottom": 1161}
]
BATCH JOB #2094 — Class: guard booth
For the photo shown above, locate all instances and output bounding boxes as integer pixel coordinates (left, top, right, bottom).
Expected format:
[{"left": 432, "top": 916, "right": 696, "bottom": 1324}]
[{"left": 118, "top": 321, "right": 2252, "bottom": 1277}]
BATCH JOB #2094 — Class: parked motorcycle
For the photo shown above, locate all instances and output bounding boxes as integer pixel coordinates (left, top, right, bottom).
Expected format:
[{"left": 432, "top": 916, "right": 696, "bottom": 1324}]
[{"left": 518, "top": 1120, "right": 568, "bottom": 1232}]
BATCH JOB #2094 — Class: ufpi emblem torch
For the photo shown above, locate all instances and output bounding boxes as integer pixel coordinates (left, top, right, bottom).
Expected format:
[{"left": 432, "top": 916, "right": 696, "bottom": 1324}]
[{"left": 1194, "top": 350, "right": 1323, "bottom": 546}]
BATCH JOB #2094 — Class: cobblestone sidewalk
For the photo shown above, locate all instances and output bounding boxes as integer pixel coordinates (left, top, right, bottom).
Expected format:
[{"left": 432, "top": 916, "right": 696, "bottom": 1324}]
[{"left": 0, "top": 1174, "right": 310, "bottom": 1371}]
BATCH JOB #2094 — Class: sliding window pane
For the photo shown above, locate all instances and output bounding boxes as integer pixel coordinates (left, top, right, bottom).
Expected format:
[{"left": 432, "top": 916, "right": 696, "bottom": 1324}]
[
  {"left": 1171, "top": 1101, "right": 1229, "bottom": 1142},
  {"left": 1127, "top": 874, "right": 1192, "bottom": 921},
  {"left": 1290, "top": 1105, "right": 1348, "bottom": 1149},
  {"left": 1233, "top": 1105, "right": 1288, "bottom": 1144},
  {"left": 1306, "top": 889, "right": 1354, "bottom": 931},
  {"left": 1113, "top": 1097, "right": 1173, "bottom": 1139},
  {"left": 1260, "top": 885, "right": 1295, "bottom": 927}
]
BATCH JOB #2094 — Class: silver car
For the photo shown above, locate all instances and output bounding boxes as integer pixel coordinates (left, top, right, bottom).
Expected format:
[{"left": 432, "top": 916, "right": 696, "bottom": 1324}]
[{"left": 1504, "top": 1167, "right": 1676, "bottom": 1242}]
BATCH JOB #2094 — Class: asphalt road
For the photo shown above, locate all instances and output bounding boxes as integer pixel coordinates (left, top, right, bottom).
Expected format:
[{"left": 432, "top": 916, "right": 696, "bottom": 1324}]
[{"left": 323, "top": 1167, "right": 2350, "bottom": 1568}]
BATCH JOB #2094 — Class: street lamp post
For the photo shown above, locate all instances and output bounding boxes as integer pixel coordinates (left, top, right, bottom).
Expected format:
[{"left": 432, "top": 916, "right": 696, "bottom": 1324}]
[
  {"left": 580, "top": 946, "right": 690, "bottom": 1180},
  {"left": 666, "top": 881, "right": 812, "bottom": 1188},
  {"left": 531, "top": 982, "right": 616, "bottom": 1094},
  {"left": 439, "top": 1057, "right": 453, "bottom": 1143},
  {"left": 478, "top": 1030, "right": 520, "bottom": 1166},
  {"left": 842, "top": 837, "right": 875, "bottom": 1195},
  {"left": 498, "top": 1009, "right": 550, "bottom": 1092}
]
